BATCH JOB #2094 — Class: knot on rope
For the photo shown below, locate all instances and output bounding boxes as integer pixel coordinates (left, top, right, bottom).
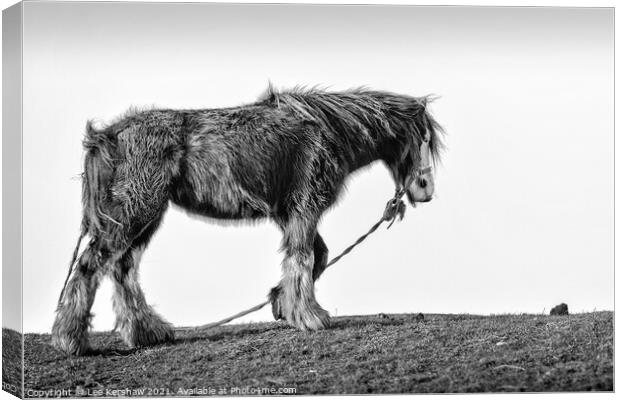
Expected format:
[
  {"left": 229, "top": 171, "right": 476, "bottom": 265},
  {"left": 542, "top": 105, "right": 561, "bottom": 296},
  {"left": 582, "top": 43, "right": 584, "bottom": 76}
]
[{"left": 383, "top": 196, "right": 407, "bottom": 229}]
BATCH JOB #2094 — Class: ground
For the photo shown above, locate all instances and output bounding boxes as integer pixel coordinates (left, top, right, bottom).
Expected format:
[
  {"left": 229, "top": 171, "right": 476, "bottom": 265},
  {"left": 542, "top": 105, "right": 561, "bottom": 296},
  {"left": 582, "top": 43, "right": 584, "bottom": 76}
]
[
  {"left": 18, "top": 312, "right": 613, "bottom": 396},
  {"left": 2, "top": 328, "right": 22, "bottom": 398}
]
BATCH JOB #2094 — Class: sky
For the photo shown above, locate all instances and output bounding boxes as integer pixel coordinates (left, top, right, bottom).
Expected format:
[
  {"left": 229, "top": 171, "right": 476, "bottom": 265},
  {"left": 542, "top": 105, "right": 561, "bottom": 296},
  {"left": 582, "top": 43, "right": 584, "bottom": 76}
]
[{"left": 15, "top": 3, "right": 613, "bottom": 333}]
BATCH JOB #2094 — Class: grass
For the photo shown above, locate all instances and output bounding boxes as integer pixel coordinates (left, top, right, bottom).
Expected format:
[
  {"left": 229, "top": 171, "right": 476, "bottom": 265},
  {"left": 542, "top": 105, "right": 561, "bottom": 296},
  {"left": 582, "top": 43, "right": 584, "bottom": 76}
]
[
  {"left": 2, "top": 328, "right": 23, "bottom": 398},
  {"left": 21, "top": 312, "right": 613, "bottom": 396}
]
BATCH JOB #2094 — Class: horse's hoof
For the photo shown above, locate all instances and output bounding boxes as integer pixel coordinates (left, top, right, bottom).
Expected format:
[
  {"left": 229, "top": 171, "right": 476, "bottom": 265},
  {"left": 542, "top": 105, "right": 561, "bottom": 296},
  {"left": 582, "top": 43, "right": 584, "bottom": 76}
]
[
  {"left": 120, "top": 313, "right": 174, "bottom": 348},
  {"left": 269, "top": 286, "right": 284, "bottom": 320},
  {"left": 51, "top": 333, "right": 90, "bottom": 356},
  {"left": 284, "top": 299, "right": 330, "bottom": 331},
  {"left": 296, "top": 307, "right": 331, "bottom": 331}
]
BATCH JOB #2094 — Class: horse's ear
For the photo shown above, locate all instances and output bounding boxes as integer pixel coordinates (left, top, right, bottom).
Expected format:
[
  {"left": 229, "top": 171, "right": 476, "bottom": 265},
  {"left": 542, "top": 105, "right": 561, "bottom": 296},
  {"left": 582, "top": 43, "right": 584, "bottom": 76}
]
[
  {"left": 262, "top": 81, "right": 278, "bottom": 103},
  {"left": 417, "top": 96, "right": 428, "bottom": 111},
  {"left": 85, "top": 120, "right": 102, "bottom": 138}
]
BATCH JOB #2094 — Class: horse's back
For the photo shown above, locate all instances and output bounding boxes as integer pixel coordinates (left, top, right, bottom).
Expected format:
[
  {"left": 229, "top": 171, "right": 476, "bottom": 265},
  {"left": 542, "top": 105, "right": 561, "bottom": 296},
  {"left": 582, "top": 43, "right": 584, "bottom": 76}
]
[
  {"left": 91, "top": 105, "right": 336, "bottom": 224},
  {"left": 171, "top": 105, "right": 310, "bottom": 221}
]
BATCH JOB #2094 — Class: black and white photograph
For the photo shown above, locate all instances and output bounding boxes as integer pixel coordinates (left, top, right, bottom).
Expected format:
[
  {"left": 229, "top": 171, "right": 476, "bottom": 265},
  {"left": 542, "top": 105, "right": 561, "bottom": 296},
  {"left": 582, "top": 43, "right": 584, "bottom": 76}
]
[{"left": 1, "top": 1, "right": 614, "bottom": 397}]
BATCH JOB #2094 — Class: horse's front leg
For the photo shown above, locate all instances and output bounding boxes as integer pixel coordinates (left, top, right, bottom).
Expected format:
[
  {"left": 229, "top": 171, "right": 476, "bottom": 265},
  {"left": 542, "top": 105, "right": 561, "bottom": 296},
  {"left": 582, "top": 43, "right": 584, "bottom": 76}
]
[
  {"left": 271, "top": 217, "right": 330, "bottom": 330},
  {"left": 311, "top": 233, "right": 329, "bottom": 281},
  {"left": 270, "top": 232, "right": 329, "bottom": 320}
]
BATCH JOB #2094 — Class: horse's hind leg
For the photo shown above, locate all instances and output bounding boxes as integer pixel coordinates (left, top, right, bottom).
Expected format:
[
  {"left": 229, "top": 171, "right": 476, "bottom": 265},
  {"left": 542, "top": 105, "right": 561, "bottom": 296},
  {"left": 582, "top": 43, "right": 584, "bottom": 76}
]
[
  {"left": 110, "top": 216, "right": 174, "bottom": 348},
  {"left": 272, "top": 216, "right": 330, "bottom": 330},
  {"left": 312, "top": 233, "right": 329, "bottom": 281},
  {"left": 52, "top": 243, "right": 117, "bottom": 355}
]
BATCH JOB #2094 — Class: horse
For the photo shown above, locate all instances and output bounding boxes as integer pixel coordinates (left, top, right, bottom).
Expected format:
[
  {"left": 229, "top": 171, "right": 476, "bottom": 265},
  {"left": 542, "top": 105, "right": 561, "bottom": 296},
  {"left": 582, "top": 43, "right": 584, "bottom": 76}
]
[{"left": 51, "top": 86, "right": 444, "bottom": 355}]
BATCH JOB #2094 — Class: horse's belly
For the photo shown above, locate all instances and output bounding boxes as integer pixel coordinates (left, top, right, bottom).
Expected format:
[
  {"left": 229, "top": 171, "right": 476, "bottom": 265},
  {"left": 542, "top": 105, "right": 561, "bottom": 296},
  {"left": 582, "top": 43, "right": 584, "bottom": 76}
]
[
  {"left": 171, "top": 173, "right": 271, "bottom": 221},
  {"left": 173, "top": 130, "right": 273, "bottom": 220}
]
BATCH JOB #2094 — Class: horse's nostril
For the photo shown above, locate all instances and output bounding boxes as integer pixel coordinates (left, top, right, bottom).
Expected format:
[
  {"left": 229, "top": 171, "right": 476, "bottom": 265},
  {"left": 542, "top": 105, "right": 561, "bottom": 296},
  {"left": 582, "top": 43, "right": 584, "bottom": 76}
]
[{"left": 418, "top": 178, "right": 428, "bottom": 189}]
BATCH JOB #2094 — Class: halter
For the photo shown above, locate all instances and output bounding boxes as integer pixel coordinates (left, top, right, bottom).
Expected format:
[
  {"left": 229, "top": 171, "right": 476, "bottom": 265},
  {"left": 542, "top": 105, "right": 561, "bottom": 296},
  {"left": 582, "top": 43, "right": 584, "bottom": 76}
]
[
  {"left": 394, "top": 132, "right": 432, "bottom": 198},
  {"left": 384, "top": 133, "right": 432, "bottom": 228},
  {"left": 394, "top": 164, "right": 431, "bottom": 198}
]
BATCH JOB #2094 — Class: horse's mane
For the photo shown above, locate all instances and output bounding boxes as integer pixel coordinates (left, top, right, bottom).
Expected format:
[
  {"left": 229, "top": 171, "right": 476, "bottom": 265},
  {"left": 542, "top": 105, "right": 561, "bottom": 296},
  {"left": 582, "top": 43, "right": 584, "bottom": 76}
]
[{"left": 259, "top": 85, "right": 444, "bottom": 164}]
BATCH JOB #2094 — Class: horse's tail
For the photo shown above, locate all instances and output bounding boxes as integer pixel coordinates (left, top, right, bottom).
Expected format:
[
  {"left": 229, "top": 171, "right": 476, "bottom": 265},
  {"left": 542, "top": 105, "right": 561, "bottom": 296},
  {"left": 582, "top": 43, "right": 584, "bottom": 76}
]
[
  {"left": 82, "top": 120, "right": 121, "bottom": 238},
  {"left": 57, "top": 121, "right": 118, "bottom": 308},
  {"left": 56, "top": 227, "right": 86, "bottom": 308}
]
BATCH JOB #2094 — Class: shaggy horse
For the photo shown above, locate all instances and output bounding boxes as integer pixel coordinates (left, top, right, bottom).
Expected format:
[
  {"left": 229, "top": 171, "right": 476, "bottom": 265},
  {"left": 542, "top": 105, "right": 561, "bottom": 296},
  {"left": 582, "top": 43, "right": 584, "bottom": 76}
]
[{"left": 52, "top": 87, "right": 443, "bottom": 355}]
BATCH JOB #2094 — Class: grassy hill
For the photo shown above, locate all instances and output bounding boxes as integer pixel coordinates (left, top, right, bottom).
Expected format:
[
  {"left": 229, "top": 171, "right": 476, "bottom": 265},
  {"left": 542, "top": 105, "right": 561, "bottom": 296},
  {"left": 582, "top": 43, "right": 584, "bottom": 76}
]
[
  {"left": 22, "top": 312, "right": 612, "bottom": 395},
  {"left": 3, "top": 328, "right": 23, "bottom": 398}
]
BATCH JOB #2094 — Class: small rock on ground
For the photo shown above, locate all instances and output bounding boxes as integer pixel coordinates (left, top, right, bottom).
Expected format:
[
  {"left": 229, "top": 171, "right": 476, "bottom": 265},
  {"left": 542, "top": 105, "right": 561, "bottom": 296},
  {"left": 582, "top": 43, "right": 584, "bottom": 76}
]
[{"left": 550, "top": 303, "right": 569, "bottom": 316}]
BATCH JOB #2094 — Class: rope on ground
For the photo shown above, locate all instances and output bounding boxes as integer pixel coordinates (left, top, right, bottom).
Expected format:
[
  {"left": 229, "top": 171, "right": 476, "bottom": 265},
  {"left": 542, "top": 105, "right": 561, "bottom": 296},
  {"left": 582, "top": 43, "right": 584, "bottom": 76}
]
[{"left": 192, "top": 193, "right": 409, "bottom": 331}]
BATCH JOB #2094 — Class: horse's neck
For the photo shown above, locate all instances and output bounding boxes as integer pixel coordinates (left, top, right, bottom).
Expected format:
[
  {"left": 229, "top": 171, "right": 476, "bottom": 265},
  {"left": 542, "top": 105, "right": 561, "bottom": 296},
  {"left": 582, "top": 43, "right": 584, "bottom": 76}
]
[
  {"left": 339, "top": 135, "right": 397, "bottom": 173},
  {"left": 346, "top": 148, "right": 384, "bottom": 173}
]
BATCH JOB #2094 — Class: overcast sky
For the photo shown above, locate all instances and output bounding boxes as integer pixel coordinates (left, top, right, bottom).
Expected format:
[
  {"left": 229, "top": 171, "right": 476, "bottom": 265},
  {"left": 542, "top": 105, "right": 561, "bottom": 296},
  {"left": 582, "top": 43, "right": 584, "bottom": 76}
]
[{"left": 17, "top": 3, "right": 612, "bottom": 333}]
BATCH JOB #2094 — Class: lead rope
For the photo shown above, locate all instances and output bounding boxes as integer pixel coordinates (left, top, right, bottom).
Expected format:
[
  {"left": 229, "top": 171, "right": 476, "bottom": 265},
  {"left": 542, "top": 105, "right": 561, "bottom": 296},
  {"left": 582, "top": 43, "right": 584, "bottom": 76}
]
[{"left": 191, "top": 186, "right": 412, "bottom": 331}]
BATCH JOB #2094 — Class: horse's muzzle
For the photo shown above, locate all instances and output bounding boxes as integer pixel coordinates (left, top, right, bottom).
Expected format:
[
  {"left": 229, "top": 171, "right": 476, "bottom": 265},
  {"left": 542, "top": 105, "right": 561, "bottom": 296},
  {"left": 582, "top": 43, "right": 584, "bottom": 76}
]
[{"left": 406, "top": 191, "right": 433, "bottom": 204}]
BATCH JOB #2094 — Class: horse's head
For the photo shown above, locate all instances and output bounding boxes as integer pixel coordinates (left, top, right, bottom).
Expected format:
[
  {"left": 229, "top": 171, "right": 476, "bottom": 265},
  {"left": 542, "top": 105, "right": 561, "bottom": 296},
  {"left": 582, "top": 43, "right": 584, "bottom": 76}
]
[{"left": 388, "top": 130, "right": 436, "bottom": 204}]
